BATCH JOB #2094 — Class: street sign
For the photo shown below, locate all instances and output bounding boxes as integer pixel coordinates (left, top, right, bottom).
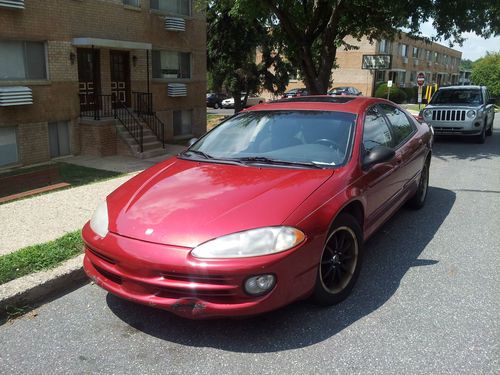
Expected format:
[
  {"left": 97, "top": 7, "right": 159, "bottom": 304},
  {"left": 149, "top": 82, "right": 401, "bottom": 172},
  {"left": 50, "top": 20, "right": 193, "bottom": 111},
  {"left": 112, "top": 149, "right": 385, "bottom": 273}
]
[
  {"left": 361, "top": 54, "right": 392, "bottom": 70},
  {"left": 417, "top": 72, "right": 425, "bottom": 86},
  {"left": 387, "top": 80, "right": 393, "bottom": 88}
]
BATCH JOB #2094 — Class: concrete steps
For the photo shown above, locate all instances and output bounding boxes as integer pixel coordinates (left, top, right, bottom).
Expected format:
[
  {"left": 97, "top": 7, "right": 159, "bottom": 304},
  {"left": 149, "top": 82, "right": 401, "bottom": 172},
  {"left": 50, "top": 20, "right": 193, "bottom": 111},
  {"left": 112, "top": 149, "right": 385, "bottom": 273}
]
[{"left": 116, "top": 122, "right": 166, "bottom": 159}]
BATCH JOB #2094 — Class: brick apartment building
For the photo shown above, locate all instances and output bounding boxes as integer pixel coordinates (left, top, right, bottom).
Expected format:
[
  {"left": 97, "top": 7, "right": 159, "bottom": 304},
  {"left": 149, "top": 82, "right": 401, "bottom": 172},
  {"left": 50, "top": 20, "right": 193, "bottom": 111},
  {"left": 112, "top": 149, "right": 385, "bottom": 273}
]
[
  {"left": 0, "top": 0, "right": 206, "bottom": 169},
  {"left": 280, "top": 32, "right": 462, "bottom": 98}
]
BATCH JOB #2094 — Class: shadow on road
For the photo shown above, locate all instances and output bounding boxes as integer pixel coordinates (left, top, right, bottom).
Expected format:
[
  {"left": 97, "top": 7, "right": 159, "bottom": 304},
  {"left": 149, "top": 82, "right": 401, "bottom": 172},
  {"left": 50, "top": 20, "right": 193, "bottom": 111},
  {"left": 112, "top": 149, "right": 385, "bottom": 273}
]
[
  {"left": 432, "top": 127, "right": 500, "bottom": 162},
  {"left": 107, "top": 187, "right": 455, "bottom": 353}
]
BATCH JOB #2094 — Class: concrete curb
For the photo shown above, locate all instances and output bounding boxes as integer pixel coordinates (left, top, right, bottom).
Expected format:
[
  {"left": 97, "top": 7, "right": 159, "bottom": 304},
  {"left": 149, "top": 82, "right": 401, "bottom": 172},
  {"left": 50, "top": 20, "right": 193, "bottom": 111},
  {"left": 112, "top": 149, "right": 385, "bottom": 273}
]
[{"left": 0, "top": 254, "right": 87, "bottom": 321}]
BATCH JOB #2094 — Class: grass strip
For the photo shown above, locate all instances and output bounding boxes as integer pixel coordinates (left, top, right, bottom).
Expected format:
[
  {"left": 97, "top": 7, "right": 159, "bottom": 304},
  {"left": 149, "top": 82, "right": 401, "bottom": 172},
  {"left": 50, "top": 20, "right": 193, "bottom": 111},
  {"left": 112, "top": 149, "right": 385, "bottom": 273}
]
[{"left": 0, "top": 231, "right": 83, "bottom": 285}]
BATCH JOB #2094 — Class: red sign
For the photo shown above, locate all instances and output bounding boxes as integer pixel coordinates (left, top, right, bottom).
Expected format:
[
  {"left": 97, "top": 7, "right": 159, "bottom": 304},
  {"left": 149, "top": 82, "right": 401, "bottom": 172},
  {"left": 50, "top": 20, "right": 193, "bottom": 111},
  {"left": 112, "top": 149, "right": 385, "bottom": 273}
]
[{"left": 417, "top": 72, "right": 425, "bottom": 86}]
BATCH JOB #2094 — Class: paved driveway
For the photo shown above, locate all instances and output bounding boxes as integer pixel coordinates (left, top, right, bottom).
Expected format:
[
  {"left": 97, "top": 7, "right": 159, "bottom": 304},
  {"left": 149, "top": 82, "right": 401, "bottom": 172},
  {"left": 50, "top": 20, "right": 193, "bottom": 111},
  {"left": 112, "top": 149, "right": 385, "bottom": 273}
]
[{"left": 1, "top": 118, "right": 499, "bottom": 374}]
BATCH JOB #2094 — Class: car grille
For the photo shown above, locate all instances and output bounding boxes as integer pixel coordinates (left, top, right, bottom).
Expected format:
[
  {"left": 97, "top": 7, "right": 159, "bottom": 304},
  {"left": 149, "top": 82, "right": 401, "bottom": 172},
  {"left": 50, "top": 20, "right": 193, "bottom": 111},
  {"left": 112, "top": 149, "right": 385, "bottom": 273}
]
[
  {"left": 86, "top": 247, "right": 246, "bottom": 303},
  {"left": 431, "top": 109, "right": 466, "bottom": 122}
]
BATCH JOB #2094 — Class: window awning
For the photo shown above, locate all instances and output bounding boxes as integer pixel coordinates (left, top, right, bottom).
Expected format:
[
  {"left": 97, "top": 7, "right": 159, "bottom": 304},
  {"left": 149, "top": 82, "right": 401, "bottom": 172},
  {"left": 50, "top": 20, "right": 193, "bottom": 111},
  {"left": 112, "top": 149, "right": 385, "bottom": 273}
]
[{"left": 72, "top": 38, "right": 152, "bottom": 50}]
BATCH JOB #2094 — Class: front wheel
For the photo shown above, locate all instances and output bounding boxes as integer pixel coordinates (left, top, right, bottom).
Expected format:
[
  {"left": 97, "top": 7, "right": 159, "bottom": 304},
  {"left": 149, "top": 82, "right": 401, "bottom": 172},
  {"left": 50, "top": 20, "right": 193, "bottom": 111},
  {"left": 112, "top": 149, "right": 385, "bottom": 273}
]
[
  {"left": 476, "top": 125, "right": 486, "bottom": 144},
  {"left": 312, "top": 213, "right": 363, "bottom": 306}
]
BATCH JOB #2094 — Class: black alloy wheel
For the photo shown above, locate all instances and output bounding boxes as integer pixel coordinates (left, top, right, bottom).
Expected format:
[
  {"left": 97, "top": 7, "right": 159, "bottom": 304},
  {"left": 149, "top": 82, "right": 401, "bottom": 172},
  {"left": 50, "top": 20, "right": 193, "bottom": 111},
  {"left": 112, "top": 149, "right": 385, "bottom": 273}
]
[{"left": 312, "top": 213, "right": 363, "bottom": 306}]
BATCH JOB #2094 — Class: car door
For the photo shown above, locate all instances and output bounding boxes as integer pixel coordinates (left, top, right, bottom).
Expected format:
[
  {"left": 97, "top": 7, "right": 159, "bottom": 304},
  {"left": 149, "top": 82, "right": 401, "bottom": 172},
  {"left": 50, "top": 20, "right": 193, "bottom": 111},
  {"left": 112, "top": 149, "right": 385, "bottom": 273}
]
[
  {"left": 378, "top": 103, "right": 422, "bottom": 195},
  {"left": 361, "top": 106, "right": 401, "bottom": 233}
]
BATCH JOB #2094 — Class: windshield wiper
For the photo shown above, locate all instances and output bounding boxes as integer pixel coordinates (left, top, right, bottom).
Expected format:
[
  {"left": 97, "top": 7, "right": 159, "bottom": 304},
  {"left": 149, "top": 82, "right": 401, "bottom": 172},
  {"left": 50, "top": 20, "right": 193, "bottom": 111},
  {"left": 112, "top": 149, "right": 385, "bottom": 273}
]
[
  {"left": 234, "top": 156, "right": 324, "bottom": 169},
  {"left": 181, "top": 149, "right": 213, "bottom": 159}
]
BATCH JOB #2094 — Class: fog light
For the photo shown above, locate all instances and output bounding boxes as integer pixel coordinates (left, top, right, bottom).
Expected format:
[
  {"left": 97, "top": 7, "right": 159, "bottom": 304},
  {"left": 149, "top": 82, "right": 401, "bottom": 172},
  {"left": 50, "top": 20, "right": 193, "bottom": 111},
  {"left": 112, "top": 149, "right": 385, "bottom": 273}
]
[{"left": 244, "top": 274, "right": 276, "bottom": 296}]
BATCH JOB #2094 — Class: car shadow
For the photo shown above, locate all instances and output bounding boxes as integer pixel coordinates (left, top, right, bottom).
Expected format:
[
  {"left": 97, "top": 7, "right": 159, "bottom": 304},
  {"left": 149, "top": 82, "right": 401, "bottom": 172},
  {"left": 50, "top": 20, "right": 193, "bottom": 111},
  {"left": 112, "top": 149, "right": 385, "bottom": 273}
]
[
  {"left": 107, "top": 186, "right": 455, "bottom": 353},
  {"left": 432, "top": 126, "right": 500, "bottom": 162}
]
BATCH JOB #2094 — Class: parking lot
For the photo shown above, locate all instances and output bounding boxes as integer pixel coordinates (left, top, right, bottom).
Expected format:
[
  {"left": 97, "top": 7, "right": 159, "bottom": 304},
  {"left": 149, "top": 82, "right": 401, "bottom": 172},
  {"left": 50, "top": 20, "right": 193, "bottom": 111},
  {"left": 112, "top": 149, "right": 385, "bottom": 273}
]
[{"left": 0, "top": 117, "right": 498, "bottom": 374}]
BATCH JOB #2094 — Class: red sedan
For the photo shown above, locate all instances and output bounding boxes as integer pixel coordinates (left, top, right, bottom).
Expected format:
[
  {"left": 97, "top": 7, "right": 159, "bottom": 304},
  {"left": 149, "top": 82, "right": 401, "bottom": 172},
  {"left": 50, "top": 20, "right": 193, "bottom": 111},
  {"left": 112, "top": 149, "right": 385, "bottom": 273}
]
[{"left": 83, "top": 96, "right": 432, "bottom": 319}]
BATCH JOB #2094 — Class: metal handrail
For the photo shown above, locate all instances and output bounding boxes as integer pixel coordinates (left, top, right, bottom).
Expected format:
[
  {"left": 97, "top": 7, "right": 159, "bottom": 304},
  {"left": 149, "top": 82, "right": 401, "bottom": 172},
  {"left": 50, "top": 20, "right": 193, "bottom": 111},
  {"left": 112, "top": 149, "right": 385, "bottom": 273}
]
[
  {"left": 79, "top": 94, "right": 114, "bottom": 120},
  {"left": 114, "top": 101, "right": 144, "bottom": 153},
  {"left": 132, "top": 91, "right": 166, "bottom": 148}
]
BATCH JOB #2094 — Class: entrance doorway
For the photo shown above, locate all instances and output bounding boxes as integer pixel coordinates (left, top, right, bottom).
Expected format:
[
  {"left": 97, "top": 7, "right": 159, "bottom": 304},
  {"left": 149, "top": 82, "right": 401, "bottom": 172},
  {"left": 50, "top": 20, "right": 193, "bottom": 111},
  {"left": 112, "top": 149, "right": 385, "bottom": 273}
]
[
  {"left": 77, "top": 48, "right": 101, "bottom": 111},
  {"left": 110, "top": 51, "right": 131, "bottom": 106}
]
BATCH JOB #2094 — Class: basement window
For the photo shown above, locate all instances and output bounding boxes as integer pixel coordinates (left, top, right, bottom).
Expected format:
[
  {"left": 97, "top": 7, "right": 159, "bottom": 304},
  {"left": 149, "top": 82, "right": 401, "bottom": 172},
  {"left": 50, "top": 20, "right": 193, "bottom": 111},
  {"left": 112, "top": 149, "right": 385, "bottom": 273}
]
[{"left": 0, "top": 127, "right": 19, "bottom": 167}]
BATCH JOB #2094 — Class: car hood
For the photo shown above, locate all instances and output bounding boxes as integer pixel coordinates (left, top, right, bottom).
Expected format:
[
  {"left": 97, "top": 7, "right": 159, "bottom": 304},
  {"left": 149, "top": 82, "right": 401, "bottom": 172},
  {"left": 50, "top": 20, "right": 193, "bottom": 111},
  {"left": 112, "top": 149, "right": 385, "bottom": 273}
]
[{"left": 107, "top": 158, "right": 333, "bottom": 248}]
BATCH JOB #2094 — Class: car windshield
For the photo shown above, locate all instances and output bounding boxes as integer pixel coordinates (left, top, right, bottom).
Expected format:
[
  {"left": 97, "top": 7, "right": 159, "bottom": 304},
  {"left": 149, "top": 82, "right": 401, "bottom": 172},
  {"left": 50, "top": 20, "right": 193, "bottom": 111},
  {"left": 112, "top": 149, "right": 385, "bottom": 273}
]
[
  {"left": 430, "top": 89, "right": 483, "bottom": 105},
  {"left": 186, "top": 110, "right": 357, "bottom": 168}
]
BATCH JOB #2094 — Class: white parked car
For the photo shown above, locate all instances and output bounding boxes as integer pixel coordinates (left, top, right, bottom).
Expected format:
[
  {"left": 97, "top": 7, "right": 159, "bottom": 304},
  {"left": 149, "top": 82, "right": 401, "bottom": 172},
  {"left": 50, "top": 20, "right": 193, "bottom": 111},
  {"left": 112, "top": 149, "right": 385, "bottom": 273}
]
[{"left": 221, "top": 94, "right": 265, "bottom": 109}]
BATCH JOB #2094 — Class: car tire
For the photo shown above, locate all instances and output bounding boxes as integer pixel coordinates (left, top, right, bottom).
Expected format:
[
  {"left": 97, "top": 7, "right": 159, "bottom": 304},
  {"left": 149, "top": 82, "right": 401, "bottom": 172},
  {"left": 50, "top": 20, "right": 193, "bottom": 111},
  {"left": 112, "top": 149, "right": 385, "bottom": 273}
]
[
  {"left": 476, "top": 125, "right": 486, "bottom": 144},
  {"left": 312, "top": 213, "right": 363, "bottom": 306},
  {"left": 214, "top": 102, "right": 220, "bottom": 109},
  {"left": 407, "top": 159, "right": 430, "bottom": 209},
  {"left": 486, "top": 122, "right": 493, "bottom": 136}
]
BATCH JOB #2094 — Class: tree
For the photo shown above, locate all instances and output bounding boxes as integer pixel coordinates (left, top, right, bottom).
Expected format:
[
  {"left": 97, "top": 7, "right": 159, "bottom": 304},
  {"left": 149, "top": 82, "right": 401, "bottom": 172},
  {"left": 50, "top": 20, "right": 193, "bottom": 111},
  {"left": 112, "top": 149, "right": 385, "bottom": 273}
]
[
  {"left": 460, "top": 59, "right": 474, "bottom": 71},
  {"left": 207, "top": 1, "right": 292, "bottom": 112},
  {"left": 471, "top": 52, "right": 500, "bottom": 98},
  {"left": 234, "top": 0, "right": 500, "bottom": 94}
]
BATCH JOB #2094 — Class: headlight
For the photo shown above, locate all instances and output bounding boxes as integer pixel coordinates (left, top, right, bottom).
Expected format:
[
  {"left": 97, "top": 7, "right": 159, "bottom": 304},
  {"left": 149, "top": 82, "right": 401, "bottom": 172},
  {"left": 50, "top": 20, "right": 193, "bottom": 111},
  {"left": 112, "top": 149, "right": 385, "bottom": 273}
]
[
  {"left": 90, "top": 200, "right": 109, "bottom": 238},
  {"left": 191, "top": 226, "right": 305, "bottom": 259},
  {"left": 423, "top": 109, "right": 432, "bottom": 118},
  {"left": 467, "top": 110, "right": 476, "bottom": 119}
]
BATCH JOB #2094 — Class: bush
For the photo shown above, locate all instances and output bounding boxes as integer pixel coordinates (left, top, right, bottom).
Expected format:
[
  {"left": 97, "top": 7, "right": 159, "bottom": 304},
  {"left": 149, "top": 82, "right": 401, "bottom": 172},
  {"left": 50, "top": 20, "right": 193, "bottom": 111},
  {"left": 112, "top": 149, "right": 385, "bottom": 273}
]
[
  {"left": 374, "top": 83, "right": 407, "bottom": 104},
  {"left": 402, "top": 87, "right": 418, "bottom": 103}
]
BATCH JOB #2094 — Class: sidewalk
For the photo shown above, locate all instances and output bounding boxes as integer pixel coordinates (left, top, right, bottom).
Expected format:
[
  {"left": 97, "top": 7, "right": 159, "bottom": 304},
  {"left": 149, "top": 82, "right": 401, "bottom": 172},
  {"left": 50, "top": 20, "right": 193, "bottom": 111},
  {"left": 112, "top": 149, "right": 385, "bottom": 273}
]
[{"left": 0, "top": 146, "right": 185, "bottom": 256}]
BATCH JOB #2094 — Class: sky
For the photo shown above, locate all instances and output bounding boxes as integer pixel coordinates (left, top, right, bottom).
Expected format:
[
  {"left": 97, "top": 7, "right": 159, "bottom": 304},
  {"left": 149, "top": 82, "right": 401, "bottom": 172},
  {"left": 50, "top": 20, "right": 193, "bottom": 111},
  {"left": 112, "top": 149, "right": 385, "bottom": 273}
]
[{"left": 419, "top": 21, "right": 500, "bottom": 61}]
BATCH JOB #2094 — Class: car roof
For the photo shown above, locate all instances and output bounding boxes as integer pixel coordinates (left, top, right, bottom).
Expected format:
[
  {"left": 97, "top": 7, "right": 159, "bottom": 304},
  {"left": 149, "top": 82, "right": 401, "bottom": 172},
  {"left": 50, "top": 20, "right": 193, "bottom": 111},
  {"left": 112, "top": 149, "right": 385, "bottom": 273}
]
[
  {"left": 245, "top": 95, "right": 386, "bottom": 114},
  {"left": 439, "top": 85, "right": 482, "bottom": 90}
]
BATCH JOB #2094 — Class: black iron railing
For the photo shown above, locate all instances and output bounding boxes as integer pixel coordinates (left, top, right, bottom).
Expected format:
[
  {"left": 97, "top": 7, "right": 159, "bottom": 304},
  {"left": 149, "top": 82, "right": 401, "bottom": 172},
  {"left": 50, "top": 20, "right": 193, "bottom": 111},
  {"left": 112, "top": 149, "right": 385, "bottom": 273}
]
[
  {"left": 114, "top": 101, "right": 144, "bottom": 153},
  {"left": 132, "top": 91, "right": 166, "bottom": 148},
  {"left": 79, "top": 94, "right": 114, "bottom": 120}
]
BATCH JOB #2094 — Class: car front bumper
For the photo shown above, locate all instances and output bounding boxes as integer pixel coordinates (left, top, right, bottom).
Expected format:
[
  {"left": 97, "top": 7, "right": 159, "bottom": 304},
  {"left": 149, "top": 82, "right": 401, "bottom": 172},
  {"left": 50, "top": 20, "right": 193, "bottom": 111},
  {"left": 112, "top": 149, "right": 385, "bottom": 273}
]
[{"left": 82, "top": 223, "right": 317, "bottom": 319}]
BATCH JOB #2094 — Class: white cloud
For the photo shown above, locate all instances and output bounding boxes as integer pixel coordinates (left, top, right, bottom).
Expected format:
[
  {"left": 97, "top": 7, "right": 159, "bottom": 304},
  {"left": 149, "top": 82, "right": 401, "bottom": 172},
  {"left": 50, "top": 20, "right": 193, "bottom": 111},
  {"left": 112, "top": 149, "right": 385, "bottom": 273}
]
[{"left": 417, "top": 20, "right": 500, "bottom": 61}]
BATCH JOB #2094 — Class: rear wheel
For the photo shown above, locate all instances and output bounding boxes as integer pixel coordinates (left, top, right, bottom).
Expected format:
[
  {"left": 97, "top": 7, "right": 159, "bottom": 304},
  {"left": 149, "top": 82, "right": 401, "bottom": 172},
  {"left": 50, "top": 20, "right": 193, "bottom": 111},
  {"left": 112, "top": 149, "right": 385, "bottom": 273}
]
[
  {"left": 214, "top": 102, "right": 220, "bottom": 109},
  {"left": 312, "top": 213, "right": 363, "bottom": 306},
  {"left": 407, "top": 159, "right": 430, "bottom": 209}
]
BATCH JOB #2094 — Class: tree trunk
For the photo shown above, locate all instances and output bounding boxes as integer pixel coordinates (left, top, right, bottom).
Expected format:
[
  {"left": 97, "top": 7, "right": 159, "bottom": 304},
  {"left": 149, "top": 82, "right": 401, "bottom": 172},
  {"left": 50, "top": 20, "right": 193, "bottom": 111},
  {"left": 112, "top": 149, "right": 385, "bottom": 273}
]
[{"left": 232, "top": 90, "right": 244, "bottom": 113}]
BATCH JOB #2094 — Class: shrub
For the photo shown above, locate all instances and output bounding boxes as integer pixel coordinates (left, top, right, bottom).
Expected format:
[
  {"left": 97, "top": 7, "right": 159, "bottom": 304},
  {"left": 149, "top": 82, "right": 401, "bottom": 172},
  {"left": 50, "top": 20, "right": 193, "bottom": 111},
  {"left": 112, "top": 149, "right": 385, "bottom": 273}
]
[
  {"left": 374, "top": 83, "right": 407, "bottom": 104},
  {"left": 402, "top": 87, "right": 418, "bottom": 103}
]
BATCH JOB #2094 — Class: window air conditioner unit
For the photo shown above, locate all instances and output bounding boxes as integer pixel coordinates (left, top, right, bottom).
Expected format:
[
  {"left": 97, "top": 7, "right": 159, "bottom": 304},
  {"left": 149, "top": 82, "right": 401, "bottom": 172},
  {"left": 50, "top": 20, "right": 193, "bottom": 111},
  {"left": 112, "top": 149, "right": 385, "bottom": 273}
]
[
  {"left": 165, "top": 17, "right": 186, "bottom": 31},
  {"left": 0, "top": 86, "right": 33, "bottom": 106},
  {"left": 0, "top": 0, "right": 24, "bottom": 9},
  {"left": 167, "top": 83, "right": 187, "bottom": 97},
  {"left": 403, "top": 57, "right": 408, "bottom": 64}
]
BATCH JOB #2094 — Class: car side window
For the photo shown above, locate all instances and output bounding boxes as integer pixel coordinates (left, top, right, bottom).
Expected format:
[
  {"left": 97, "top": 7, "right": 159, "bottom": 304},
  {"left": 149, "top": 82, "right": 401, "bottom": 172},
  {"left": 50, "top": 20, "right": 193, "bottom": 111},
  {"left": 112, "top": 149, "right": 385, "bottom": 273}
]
[
  {"left": 363, "top": 107, "right": 393, "bottom": 151},
  {"left": 378, "top": 104, "right": 415, "bottom": 146}
]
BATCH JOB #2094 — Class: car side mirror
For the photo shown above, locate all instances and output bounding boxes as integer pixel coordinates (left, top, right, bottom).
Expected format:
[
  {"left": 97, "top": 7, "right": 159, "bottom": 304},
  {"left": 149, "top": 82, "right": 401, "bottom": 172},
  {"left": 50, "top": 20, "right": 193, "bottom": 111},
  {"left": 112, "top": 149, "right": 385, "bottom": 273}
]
[
  {"left": 362, "top": 145, "right": 395, "bottom": 169},
  {"left": 488, "top": 98, "right": 496, "bottom": 105},
  {"left": 187, "top": 137, "right": 198, "bottom": 147}
]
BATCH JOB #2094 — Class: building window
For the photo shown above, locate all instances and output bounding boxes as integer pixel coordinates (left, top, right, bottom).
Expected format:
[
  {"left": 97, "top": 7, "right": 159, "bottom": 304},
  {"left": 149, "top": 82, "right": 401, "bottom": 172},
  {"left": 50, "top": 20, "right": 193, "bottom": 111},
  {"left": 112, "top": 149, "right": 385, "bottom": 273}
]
[
  {"left": 0, "top": 127, "right": 18, "bottom": 167},
  {"left": 375, "top": 70, "right": 385, "bottom": 82},
  {"left": 48, "top": 121, "right": 71, "bottom": 158},
  {"left": 150, "top": 0, "right": 190, "bottom": 16},
  {"left": 400, "top": 44, "right": 408, "bottom": 57},
  {"left": 123, "top": 0, "right": 140, "bottom": 6},
  {"left": 426, "top": 50, "right": 431, "bottom": 61},
  {"left": 379, "top": 39, "right": 391, "bottom": 54},
  {"left": 0, "top": 41, "right": 47, "bottom": 81},
  {"left": 434, "top": 52, "right": 439, "bottom": 62},
  {"left": 412, "top": 47, "right": 419, "bottom": 58},
  {"left": 152, "top": 51, "right": 191, "bottom": 79},
  {"left": 410, "top": 71, "right": 416, "bottom": 83},
  {"left": 173, "top": 110, "right": 193, "bottom": 136},
  {"left": 398, "top": 71, "right": 406, "bottom": 86}
]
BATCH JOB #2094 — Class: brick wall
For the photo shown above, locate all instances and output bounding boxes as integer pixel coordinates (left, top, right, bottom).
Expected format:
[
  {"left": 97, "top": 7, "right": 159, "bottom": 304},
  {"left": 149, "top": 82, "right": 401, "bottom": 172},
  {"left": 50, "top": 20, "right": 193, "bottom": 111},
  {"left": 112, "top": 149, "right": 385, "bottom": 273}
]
[{"left": 79, "top": 119, "right": 117, "bottom": 157}]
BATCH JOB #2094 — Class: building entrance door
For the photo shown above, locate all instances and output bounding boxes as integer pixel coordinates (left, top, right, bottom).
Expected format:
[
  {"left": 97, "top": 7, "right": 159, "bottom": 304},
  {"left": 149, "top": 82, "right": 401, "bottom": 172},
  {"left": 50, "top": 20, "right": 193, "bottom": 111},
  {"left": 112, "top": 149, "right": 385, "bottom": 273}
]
[
  {"left": 110, "top": 51, "right": 131, "bottom": 106},
  {"left": 77, "top": 48, "right": 101, "bottom": 111}
]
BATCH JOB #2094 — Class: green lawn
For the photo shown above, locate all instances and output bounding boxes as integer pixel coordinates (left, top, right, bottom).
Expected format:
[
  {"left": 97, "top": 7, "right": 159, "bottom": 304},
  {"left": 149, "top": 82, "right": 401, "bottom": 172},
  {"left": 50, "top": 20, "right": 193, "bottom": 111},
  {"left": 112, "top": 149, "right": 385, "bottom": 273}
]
[{"left": 0, "top": 231, "right": 83, "bottom": 285}]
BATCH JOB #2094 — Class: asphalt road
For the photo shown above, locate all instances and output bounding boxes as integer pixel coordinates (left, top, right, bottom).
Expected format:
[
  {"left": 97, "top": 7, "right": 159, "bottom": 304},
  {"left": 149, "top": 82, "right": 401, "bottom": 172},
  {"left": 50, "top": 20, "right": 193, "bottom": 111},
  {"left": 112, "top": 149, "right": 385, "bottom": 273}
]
[{"left": 1, "top": 118, "right": 499, "bottom": 375}]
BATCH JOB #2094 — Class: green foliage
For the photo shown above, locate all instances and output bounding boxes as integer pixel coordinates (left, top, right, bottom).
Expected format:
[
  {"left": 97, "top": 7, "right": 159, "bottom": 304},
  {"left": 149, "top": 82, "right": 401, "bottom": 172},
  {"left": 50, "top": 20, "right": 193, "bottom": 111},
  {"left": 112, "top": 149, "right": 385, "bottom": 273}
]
[
  {"left": 471, "top": 52, "right": 500, "bottom": 97},
  {"left": 0, "top": 231, "right": 83, "bottom": 285},
  {"left": 374, "top": 83, "right": 407, "bottom": 104},
  {"left": 402, "top": 87, "right": 418, "bottom": 103},
  {"left": 207, "top": 1, "right": 292, "bottom": 111},
  {"left": 460, "top": 59, "right": 474, "bottom": 71},
  {"left": 229, "top": 0, "right": 499, "bottom": 94}
]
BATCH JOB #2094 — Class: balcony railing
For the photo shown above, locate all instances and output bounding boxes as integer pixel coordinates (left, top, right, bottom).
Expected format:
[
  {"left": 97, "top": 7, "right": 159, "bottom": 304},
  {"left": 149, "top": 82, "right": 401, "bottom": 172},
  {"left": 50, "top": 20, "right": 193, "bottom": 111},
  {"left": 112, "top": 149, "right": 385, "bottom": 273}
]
[{"left": 79, "top": 94, "right": 114, "bottom": 120}]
